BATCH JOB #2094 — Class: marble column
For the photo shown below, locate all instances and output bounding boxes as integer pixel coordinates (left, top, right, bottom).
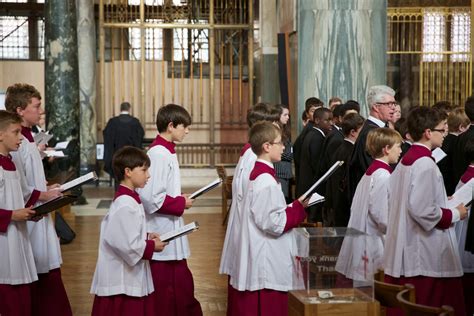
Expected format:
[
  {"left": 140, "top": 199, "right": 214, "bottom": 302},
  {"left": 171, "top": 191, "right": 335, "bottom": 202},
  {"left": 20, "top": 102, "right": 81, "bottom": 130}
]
[
  {"left": 45, "top": 0, "right": 80, "bottom": 177},
  {"left": 76, "top": 0, "right": 97, "bottom": 175},
  {"left": 257, "top": 0, "right": 280, "bottom": 104},
  {"left": 297, "top": 0, "right": 387, "bottom": 121}
]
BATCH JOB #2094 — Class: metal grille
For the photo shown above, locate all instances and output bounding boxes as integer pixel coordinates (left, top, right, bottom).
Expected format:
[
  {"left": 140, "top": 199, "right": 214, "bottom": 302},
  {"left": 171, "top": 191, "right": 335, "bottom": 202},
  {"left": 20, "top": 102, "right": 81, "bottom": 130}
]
[
  {"left": 387, "top": 7, "right": 472, "bottom": 107},
  {"left": 99, "top": 0, "right": 254, "bottom": 166}
]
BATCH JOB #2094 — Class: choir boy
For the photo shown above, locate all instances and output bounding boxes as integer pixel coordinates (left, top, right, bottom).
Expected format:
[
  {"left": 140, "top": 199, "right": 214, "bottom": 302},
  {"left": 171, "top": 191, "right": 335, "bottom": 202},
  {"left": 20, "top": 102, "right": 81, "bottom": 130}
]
[
  {"left": 220, "top": 103, "right": 280, "bottom": 286},
  {"left": 336, "top": 128, "right": 402, "bottom": 278},
  {"left": 227, "top": 121, "right": 308, "bottom": 316},
  {"left": 5, "top": 83, "right": 72, "bottom": 316},
  {"left": 0, "top": 110, "right": 38, "bottom": 316},
  {"left": 453, "top": 96, "right": 474, "bottom": 185},
  {"left": 454, "top": 138, "right": 474, "bottom": 316},
  {"left": 325, "top": 113, "right": 365, "bottom": 227},
  {"left": 91, "top": 146, "right": 167, "bottom": 316},
  {"left": 138, "top": 104, "right": 202, "bottom": 316},
  {"left": 383, "top": 106, "right": 468, "bottom": 315}
]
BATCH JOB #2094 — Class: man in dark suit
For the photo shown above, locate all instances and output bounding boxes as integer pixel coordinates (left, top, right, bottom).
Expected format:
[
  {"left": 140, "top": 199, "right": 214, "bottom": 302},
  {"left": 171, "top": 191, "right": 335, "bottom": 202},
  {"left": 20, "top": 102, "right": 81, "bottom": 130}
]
[
  {"left": 453, "top": 96, "right": 474, "bottom": 184},
  {"left": 103, "top": 102, "right": 145, "bottom": 186},
  {"left": 293, "top": 97, "right": 323, "bottom": 194},
  {"left": 297, "top": 108, "right": 333, "bottom": 222},
  {"left": 348, "top": 85, "right": 396, "bottom": 200}
]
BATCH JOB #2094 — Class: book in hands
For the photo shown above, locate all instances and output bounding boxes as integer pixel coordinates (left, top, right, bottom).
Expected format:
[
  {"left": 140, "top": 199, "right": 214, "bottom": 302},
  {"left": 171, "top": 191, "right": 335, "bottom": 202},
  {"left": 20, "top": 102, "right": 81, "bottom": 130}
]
[
  {"left": 189, "top": 178, "right": 222, "bottom": 199},
  {"left": 60, "top": 172, "right": 98, "bottom": 192},
  {"left": 34, "top": 131, "right": 53, "bottom": 146},
  {"left": 447, "top": 178, "right": 473, "bottom": 209},
  {"left": 32, "top": 194, "right": 78, "bottom": 215},
  {"left": 160, "top": 222, "right": 199, "bottom": 243},
  {"left": 307, "top": 193, "right": 325, "bottom": 207},
  {"left": 55, "top": 141, "right": 69, "bottom": 150},
  {"left": 43, "top": 150, "right": 65, "bottom": 158},
  {"left": 303, "top": 161, "right": 344, "bottom": 201}
]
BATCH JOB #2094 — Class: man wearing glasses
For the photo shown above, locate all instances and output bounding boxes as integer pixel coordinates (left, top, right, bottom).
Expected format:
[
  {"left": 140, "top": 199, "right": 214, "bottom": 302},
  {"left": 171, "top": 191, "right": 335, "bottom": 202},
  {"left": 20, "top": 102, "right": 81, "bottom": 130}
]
[{"left": 348, "top": 85, "right": 396, "bottom": 200}]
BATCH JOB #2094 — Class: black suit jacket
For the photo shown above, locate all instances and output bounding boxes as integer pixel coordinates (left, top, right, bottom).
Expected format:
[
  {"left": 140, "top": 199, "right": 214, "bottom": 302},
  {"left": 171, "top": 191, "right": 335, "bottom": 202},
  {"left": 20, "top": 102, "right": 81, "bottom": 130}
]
[
  {"left": 326, "top": 140, "right": 354, "bottom": 227},
  {"left": 103, "top": 114, "right": 145, "bottom": 175},
  {"left": 453, "top": 125, "right": 474, "bottom": 184},
  {"left": 348, "top": 119, "right": 380, "bottom": 199},
  {"left": 296, "top": 127, "right": 325, "bottom": 197},
  {"left": 320, "top": 127, "right": 344, "bottom": 176},
  {"left": 438, "top": 133, "right": 459, "bottom": 196},
  {"left": 293, "top": 122, "right": 314, "bottom": 181}
]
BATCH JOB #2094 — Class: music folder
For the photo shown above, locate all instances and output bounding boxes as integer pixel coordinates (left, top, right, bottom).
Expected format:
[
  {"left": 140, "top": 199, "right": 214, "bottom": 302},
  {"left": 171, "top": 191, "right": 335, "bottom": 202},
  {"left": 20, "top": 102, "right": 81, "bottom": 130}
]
[
  {"left": 303, "top": 161, "right": 344, "bottom": 201},
  {"left": 189, "top": 178, "right": 222, "bottom": 199},
  {"left": 60, "top": 172, "right": 98, "bottom": 192},
  {"left": 160, "top": 222, "right": 199, "bottom": 242},
  {"left": 307, "top": 193, "right": 325, "bottom": 207},
  {"left": 32, "top": 195, "right": 78, "bottom": 216}
]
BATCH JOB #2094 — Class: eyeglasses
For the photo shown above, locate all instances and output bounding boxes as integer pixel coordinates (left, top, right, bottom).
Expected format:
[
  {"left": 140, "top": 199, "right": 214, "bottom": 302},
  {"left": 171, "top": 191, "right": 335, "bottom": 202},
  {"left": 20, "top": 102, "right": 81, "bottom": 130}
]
[
  {"left": 376, "top": 101, "right": 397, "bottom": 107},
  {"left": 269, "top": 141, "right": 284, "bottom": 146},
  {"left": 431, "top": 128, "right": 447, "bottom": 135}
]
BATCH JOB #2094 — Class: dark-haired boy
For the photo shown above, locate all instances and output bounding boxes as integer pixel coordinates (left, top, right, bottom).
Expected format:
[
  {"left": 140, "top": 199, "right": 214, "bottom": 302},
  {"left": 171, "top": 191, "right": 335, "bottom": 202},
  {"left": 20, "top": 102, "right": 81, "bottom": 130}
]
[
  {"left": 384, "top": 106, "right": 467, "bottom": 315},
  {"left": 297, "top": 107, "right": 332, "bottom": 222},
  {"left": 0, "top": 110, "right": 38, "bottom": 316},
  {"left": 325, "top": 113, "right": 365, "bottom": 227},
  {"left": 138, "top": 104, "right": 202, "bottom": 316},
  {"left": 91, "top": 146, "right": 167, "bottom": 315},
  {"left": 5, "top": 83, "right": 72, "bottom": 315}
]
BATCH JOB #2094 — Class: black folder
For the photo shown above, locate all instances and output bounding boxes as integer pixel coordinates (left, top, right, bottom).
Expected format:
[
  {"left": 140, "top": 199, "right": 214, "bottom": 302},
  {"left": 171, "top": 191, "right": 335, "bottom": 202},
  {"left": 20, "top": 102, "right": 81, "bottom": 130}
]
[{"left": 32, "top": 195, "right": 78, "bottom": 215}]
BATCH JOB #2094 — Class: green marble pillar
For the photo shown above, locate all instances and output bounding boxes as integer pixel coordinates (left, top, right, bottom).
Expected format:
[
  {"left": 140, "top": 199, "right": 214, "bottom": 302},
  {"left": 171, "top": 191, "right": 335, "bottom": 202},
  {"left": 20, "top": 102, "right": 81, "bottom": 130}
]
[
  {"left": 297, "top": 0, "right": 387, "bottom": 124},
  {"left": 45, "top": 0, "right": 80, "bottom": 177},
  {"left": 77, "top": 0, "right": 97, "bottom": 175}
]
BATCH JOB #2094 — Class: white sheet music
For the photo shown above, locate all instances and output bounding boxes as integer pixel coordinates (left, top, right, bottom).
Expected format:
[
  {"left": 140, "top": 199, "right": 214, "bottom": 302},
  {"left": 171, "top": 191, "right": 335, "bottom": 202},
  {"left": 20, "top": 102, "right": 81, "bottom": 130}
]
[
  {"left": 432, "top": 148, "right": 447, "bottom": 163},
  {"left": 447, "top": 179, "right": 473, "bottom": 209},
  {"left": 160, "top": 222, "right": 199, "bottom": 242},
  {"left": 189, "top": 178, "right": 222, "bottom": 199},
  {"left": 303, "top": 161, "right": 344, "bottom": 199},
  {"left": 308, "top": 193, "right": 325, "bottom": 207},
  {"left": 33, "top": 131, "right": 53, "bottom": 145},
  {"left": 60, "top": 171, "right": 98, "bottom": 192}
]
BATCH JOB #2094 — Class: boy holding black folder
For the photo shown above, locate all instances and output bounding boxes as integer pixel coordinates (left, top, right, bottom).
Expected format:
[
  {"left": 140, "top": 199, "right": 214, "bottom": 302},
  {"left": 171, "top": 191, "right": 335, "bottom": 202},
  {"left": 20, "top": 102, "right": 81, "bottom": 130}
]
[
  {"left": 138, "top": 104, "right": 202, "bottom": 316},
  {"left": 0, "top": 111, "right": 38, "bottom": 316},
  {"left": 91, "top": 146, "right": 167, "bottom": 315},
  {"left": 227, "top": 121, "right": 308, "bottom": 316},
  {"left": 5, "top": 83, "right": 72, "bottom": 316}
]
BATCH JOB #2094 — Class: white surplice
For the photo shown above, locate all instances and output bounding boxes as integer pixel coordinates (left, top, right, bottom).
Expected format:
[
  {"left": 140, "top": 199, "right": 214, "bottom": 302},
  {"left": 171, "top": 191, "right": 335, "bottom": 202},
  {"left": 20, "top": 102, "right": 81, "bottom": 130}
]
[
  {"left": 11, "top": 135, "right": 62, "bottom": 273},
  {"left": 383, "top": 144, "right": 462, "bottom": 278},
  {"left": 229, "top": 160, "right": 298, "bottom": 292},
  {"left": 219, "top": 145, "right": 256, "bottom": 276},
  {"left": 0, "top": 161, "right": 37, "bottom": 285},
  {"left": 454, "top": 166, "right": 474, "bottom": 273},
  {"left": 138, "top": 143, "right": 190, "bottom": 261},
  {"left": 336, "top": 160, "right": 390, "bottom": 280},
  {"left": 90, "top": 194, "right": 154, "bottom": 297}
]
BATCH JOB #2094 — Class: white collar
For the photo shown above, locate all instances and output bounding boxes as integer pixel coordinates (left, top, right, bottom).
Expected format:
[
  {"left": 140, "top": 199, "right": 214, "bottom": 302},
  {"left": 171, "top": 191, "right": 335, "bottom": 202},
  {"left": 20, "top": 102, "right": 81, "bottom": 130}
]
[
  {"left": 120, "top": 111, "right": 130, "bottom": 115},
  {"left": 344, "top": 138, "right": 355, "bottom": 144},
  {"left": 312, "top": 126, "right": 325, "bottom": 137},
  {"left": 368, "top": 115, "right": 386, "bottom": 128}
]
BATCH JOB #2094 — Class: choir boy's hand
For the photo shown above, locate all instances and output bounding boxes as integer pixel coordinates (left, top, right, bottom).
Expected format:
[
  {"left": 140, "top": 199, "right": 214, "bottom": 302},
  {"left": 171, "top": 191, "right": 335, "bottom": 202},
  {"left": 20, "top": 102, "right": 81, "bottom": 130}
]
[
  {"left": 456, "top": 203, "right": 468, "bottom": 220},
  {"left": 297, "top": 195, "right": 310, "bottom": 209},
  {"left": 47, "top": 183, "right": 61, "bottom": 190},
  {"left": 152, "top": 236, "right": 168, "bottom": 252},
  {"left": 39, "top": 188, "right": 63, "bottom": 201},
  {"left": 182, "top": 194, "right": 194, "bottom": 209},
  {"left": 11, "top": 208, "right": 36, "bottom": 221}
]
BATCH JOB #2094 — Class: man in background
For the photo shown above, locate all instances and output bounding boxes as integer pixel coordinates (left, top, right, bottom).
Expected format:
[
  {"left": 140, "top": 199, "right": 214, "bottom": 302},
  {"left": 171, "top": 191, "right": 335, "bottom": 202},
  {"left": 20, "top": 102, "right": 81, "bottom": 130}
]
[{"left": 103, "top": 101, "right": 144, "bottom": 188}]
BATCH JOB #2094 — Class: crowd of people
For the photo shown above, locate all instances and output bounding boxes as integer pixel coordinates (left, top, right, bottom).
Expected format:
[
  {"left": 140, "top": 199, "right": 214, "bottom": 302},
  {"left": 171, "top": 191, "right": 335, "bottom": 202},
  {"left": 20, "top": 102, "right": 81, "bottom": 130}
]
[{"left": 0, "top": 82, "right": 472, "bottom": 316}]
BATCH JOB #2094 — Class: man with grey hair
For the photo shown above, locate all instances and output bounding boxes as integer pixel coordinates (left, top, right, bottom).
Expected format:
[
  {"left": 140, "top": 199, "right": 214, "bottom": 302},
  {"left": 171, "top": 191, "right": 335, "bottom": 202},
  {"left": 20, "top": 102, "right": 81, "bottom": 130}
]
[{"left": 348, "top": 85, "right": 396, "bottom": 199}]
